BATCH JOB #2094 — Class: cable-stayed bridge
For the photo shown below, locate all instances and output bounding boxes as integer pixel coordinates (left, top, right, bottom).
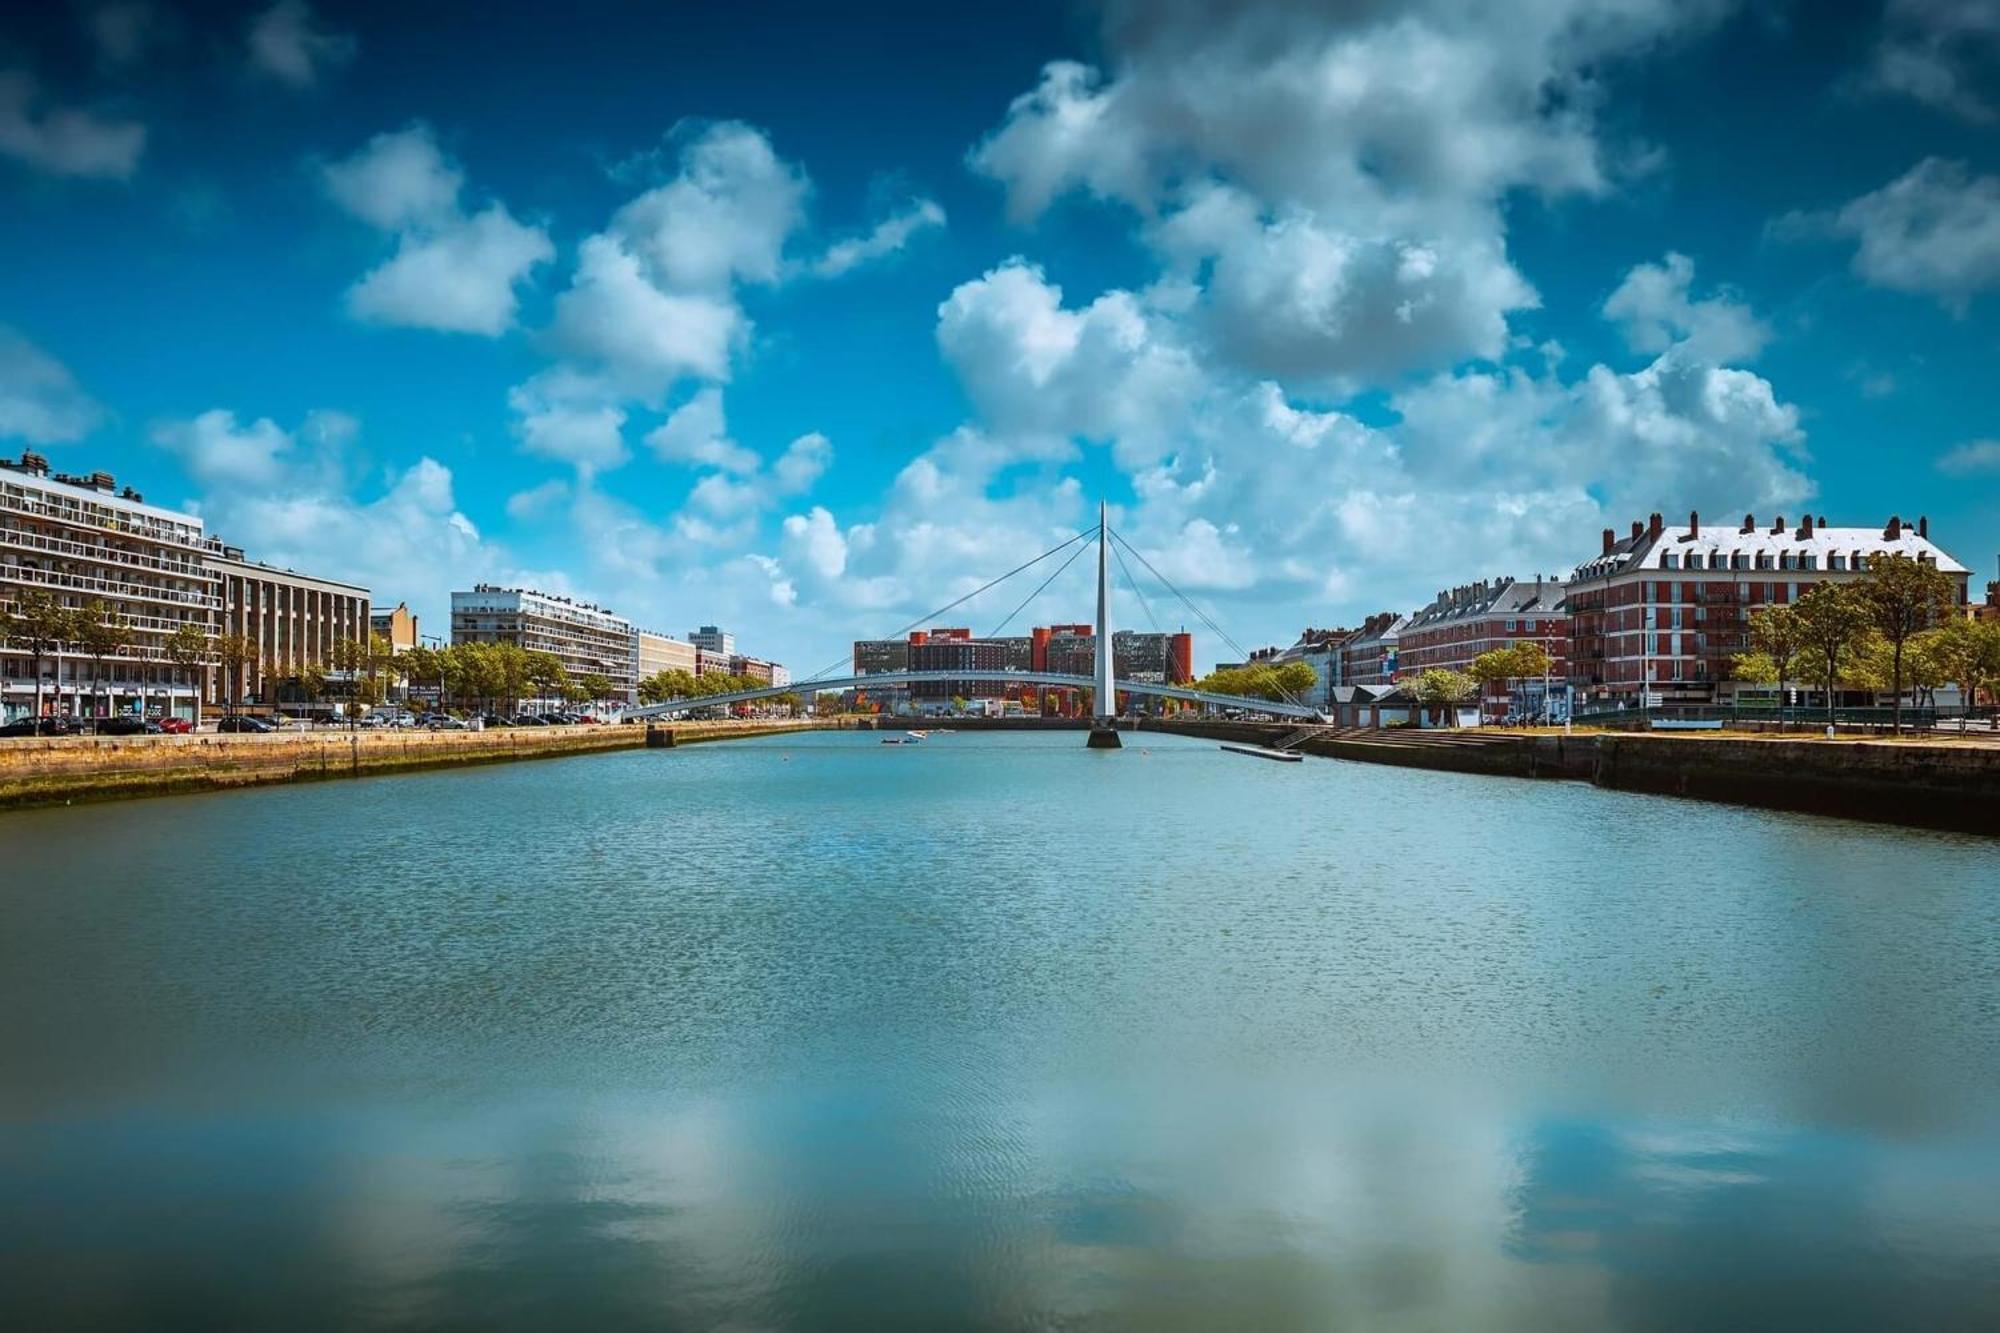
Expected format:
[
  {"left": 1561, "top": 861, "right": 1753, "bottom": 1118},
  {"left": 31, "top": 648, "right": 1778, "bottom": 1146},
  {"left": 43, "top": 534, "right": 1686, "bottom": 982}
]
[{"left": 625, "top": 504, "right": 1327, "bottom": 737}]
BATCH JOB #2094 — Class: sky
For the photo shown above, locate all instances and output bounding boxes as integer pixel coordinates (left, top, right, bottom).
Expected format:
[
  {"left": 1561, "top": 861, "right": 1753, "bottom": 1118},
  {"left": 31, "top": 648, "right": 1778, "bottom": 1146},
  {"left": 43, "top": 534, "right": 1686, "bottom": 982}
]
[{"left": 2, "top": 0, "right": 1997, "bottom": 673}]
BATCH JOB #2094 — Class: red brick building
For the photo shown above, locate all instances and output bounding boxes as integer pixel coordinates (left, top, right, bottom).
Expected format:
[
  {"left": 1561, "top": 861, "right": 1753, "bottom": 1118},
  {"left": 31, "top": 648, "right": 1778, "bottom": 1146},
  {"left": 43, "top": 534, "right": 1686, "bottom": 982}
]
[
  {"left": 1565, "top": 511, "right": 1971, "bottom": 710},
  {"left": 1398, "top": 577, "right": 1570, "bottom": 722}
]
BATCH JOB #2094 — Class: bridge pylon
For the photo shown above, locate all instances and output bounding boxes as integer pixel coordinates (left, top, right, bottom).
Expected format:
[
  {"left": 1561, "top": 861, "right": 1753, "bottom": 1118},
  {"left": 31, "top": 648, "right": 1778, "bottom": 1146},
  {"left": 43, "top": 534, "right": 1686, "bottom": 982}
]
[{"left": 1088, "top": 500, "right": 1122, "bottom": 749}]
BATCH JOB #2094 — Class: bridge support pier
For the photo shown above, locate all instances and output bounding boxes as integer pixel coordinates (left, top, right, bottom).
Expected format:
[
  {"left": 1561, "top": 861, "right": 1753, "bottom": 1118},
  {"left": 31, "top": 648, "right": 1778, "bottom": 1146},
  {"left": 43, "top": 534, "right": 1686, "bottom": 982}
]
[{"left": 1086, "top": 722, "right": 1122, "bottom": 749}]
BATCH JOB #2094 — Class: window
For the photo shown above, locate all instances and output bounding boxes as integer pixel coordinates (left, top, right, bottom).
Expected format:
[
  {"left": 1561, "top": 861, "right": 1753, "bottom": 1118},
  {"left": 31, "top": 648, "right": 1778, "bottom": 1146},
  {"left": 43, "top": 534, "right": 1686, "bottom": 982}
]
[
  {"left": 1506, "top": 619, "right": 1517, "bottom": 631},
  {"left": 1525, "top": 619, "right": 1537, "bottom": 632},
  {"left": 1663, "top": 553, "right": 1680, "bottom": 569},
  {"left": 1830, "top": 555, "right": 1846, "bottom": 571},
  {"left": 1802, "top": 554, "right": 1817, "bottom": 570}
]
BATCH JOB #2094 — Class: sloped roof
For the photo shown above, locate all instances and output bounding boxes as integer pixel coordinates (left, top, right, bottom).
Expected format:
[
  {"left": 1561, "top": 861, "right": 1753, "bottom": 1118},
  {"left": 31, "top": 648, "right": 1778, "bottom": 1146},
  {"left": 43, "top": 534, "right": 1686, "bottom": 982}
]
[{"left": 1572, "top": 519, "right": 1969, "bottom": 581}]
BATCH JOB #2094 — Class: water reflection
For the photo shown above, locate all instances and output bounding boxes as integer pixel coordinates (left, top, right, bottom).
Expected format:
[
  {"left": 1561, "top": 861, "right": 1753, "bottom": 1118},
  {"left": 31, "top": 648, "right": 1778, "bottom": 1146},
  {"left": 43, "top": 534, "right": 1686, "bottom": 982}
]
[{"left": 1, "top": 731, "right": 1996, "bottom": 1328}]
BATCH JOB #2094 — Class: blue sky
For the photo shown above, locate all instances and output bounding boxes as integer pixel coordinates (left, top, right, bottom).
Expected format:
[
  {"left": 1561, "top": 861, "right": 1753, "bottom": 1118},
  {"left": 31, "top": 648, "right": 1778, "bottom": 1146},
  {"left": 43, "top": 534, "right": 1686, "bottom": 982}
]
[{"left": 3, "top": 0, "right": 1996, "bottom": 672}]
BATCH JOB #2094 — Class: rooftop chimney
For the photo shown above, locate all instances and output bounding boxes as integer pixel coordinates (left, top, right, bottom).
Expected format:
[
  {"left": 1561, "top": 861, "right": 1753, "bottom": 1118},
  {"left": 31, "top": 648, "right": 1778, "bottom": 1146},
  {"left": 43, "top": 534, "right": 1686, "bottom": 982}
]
[
  {"left": 1885, "top": 515, "right": 1902, "bottom": 540},
  {"left": 1799, "top": 514, "right": 1814, "bottom": 537},
  {"left": 1631, "top": 520, "right": 1644, "bottom": 541},
  {"left": 1819, "top": 515, "right": 1827, "bottom": 529},
  {"left": 1742, "top": 513, "right": 1755, "bottom": 533},
  {"left": 1771, "top": 515, "right": 1785, "bottom": 534},
  {"left": 1648, "top": 512, "right": 1663, "bottom": 539},
  {"left": 1918, "top": 515, "right": 1928, "bottom": 539},
  {"left": 1602, "top": 527, "right": 1616, "bottom": 555},
  {"left": 1688, "top": 510, "right": 1699, "bottom": 539}
]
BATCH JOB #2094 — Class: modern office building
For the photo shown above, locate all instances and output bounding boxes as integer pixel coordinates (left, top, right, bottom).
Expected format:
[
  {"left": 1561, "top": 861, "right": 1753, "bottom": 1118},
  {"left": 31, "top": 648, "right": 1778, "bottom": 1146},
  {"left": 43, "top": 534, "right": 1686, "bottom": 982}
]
[
  {"left": 0, "top": 451, "right": 218, "bottom": 722},
  {"left": 1565, "top": 511, "right": 1970, "bottom": 709},
  {"left": 451, "top": 585, "right": 639, "bottom": 704},
  {"left": 636, "top": 629, "right": 698, "bottom": 680},
  {"left": 207, "top": 545, "right": 372, "bottom": 715},
  {"left": 689, "top": 625, "right": 735, "bottom": 658},
  {"left": 1398, "top": 577, "right": 1571, "bottom": 721}
]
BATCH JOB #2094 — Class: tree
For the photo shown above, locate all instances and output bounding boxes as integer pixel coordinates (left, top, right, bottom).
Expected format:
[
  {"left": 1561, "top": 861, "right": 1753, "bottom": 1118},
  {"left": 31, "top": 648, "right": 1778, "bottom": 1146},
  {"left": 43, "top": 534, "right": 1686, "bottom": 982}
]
[
  {"left": 74, "top": 600, "right": 135, "bottom": 720},
  {"left": 1858, "top": 553, "right": 1958, "bottom": 734},
  {"left": 1737, "top": 603, "right": 1802, "bottom": 728},
  {"left": 1791, "top": 584, "right": 1869, "bottom": 732},
  {"left": 212, "top": 633, "right": 258, "bottom": 718},
  {"left": 403, "top": 644, "right": 443, "bottom": 712},
  {"left": 527, "top": 652, "right": 566, "bottom": 710},
  {"left": 1470, "top": 643, "right": 1552, "bottom": 722},
  {"left": 579, "top": 672, "right": 614, "bottom": 710},
  {"left": 1929, "top": 616, "right": 2000, "bottom": 722},
  {"left": 163, "top": 622, "right": 211, "bottom": 719},
  {"left": 3, "top": 589, "right": 77, "bottom": 720},
  {"left": 366, "top": 632, "right": 397, "bottom": 702},
  {"left": 330, "top": 636, "right": 366, "bottom": 726},
  {"left": 1411, "top": 668, "right": 1477, "bottom": 727}
]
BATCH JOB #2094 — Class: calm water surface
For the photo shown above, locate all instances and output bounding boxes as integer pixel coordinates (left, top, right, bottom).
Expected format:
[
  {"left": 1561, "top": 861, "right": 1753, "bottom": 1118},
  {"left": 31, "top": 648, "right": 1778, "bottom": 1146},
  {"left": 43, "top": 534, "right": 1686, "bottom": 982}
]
[{"left": 2, "top": 730, "right": 1996, "bottom": 1330}]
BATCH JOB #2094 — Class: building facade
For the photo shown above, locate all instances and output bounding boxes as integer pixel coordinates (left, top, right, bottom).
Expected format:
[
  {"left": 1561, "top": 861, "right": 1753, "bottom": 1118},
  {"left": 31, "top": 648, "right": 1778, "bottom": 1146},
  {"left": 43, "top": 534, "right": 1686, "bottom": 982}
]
[
  {"left": 1565, "top": 511, "right": 1970, "bottom": 709},
  {"left": 1339, "top": 612, "right": 1406, "bottom": 687},
  {"left": 451, "top": 585, "right": 639, "bottom": 704},
  {"left": 1398, "top": 577, "right": 1571, "bottom": 722},
  {"left": 1, "top": 452, "right": 217, "bottom": 722},
  {"left": 207, "top": 547, "right": 371, "bottom": 715},
  {"left": 637, "top": 630, "right": 698, "bottom": 680},
  {"left": 369, "top": 601, "right": 419, "bottom": 653},
  {"left": 689, "top": 625, "right": 735, "bottom": 658}
]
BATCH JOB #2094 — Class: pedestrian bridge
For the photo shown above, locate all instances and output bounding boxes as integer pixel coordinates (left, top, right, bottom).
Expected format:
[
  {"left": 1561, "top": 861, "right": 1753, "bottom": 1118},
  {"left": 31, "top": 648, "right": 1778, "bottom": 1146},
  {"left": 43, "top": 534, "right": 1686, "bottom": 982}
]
[{"left": 624, "top": 669, "right": 1326, "bottom": 722}]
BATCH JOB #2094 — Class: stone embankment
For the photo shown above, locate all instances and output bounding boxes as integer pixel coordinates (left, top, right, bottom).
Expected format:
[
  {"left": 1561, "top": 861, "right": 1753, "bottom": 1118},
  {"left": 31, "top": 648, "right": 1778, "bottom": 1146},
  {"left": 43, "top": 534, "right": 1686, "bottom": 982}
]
[
  {"left": 0, "top": 718, "right": 843, "bottom": 811},
  {"left": 1145, "top": 719, "right": 2000, "bottom": 836}
]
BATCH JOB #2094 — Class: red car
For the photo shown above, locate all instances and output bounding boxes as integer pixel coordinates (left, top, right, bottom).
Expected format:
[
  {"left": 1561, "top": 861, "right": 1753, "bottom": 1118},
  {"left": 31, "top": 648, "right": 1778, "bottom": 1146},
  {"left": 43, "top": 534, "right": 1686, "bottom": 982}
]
[{"left": 155, "top": 717, "right": 192, "bottom": 734}]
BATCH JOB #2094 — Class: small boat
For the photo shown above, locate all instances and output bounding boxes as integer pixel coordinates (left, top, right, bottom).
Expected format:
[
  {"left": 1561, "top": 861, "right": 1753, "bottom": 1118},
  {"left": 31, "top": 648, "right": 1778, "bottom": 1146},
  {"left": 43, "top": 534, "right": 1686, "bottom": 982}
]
[
  {"left": 1219, "top": 742, "right": 1303, "bottom": 763},
  {"left": 904, "top": 730, "right": 928, "bottom": 742},
  {"left": 881, "top": 737, "right": 905, "bottom": 745}
]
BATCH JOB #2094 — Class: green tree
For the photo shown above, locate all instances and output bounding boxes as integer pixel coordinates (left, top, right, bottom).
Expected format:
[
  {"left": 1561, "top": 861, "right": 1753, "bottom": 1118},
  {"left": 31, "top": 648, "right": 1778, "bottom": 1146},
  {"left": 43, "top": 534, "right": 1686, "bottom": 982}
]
[
  {"left": 74, "top": 600, "right": 135, "bottom": 720},
  {"left": 579, "top": 672, "right": 614, "bottom": 710},
  {"left": 1928, "top": 616, "right": 2000, "bottom": 720},
  {"left": 1411, "top": 667, "right": 1477, "bottom": 727},
  {"left": 329, "top": 636, "right": 367, "bottom": 727},
  {"left": 1791, "top": 584, "right": 1869, "bottom": 731},
  {"left": 1858, "top": 552, "right": 1958, "bottom": 734},
  {"left": 1735, "top": 603, "right": 1802, "bottom": 727},
  {"left": 163, "top": 622, "right": 211, "bottom": 719},
  {"left": 527, "top": 652, "right": 566, "bottom": 710},
  {"left": 2, "top": 589, "right": 78, "bottom": 720}
]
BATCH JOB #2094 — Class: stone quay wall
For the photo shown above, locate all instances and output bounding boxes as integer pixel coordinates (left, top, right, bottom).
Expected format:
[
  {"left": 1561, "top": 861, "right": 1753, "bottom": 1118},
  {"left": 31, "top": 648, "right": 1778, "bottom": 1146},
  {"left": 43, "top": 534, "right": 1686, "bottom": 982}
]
[{"left": 0, "top": 719, "right": 844, "bottom": 811}]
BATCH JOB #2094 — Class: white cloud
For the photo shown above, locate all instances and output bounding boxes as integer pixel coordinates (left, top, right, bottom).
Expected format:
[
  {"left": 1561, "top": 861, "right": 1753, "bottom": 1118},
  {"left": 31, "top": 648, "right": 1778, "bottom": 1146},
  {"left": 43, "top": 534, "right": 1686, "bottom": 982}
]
[
  {"left": 772, "top": 431, "right": 831, "bottom": 493},
  {"left": 0, "top": 328, "right": 104, "bottom": 443},
  {"left": 935, "top": 258, "right": 1202, "bottom": 465},
  {"left": 151, "top": 408, "right": 296, "bottom": 488},
  {"left": 247, "top": 0, "right": 355, "bottom": 88},
  {"left": 609, "top": 122, "right": 807, "bottom": 294},
  {"left": 507, "top": 374, "right": 629, "bottom": 474},
  {"left": 1937, "top": 439, "right": 2000, "bottom": 475},
  {"left": 812, "top": 198, "right": 946, "bottom": 277},
  {"left": 644, "top": 387, "right": 758, "bottom": 473},
  {"left": 505, "top": 478, "right": 570, "bottom": 520},
  {"left": 1826, "top": 158, "right": 2000, "bottom": 312},
  {"left": 1603, "top": 251, "right": 1770, "bottom": 362},
  {"left": 1866, "top": 0, "right": 2000, "bottom": 123},
  {"left": 0, "top": 70, "right": 146, "bottom": 179},
  {"left": 549, "top": 233, "right": 744, "bottom": 394},
  {"left": 324, "top": 125, "right": 552, "bottom": 336}
]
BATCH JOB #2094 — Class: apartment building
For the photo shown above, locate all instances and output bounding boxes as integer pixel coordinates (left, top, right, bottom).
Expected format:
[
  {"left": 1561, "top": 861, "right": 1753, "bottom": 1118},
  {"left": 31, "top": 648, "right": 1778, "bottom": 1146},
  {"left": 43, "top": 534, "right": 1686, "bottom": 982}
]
[
  {"left": 0, "top": 451, "right": 217, "bottom": 721},
  {"left": 207, "top": 545, "right": 371, "bottom": 714},
  {"left": 1338, "top": 612, "right": 1406, "bottom": 686},
  {"left": 1398, "top": 577, "right": 1570, "bottom": 721},
  {"left": 637, "top": 630, "right": 698, "bottom": 680},
  {"left": 1566, "top": 511, "right": 1970, "bottom": 709},
  {"left": 369, "top": 601, "right": 419, "bottom": 653},
  {"left": 451, "top": 585, "right": 639, "bottom": 704}
]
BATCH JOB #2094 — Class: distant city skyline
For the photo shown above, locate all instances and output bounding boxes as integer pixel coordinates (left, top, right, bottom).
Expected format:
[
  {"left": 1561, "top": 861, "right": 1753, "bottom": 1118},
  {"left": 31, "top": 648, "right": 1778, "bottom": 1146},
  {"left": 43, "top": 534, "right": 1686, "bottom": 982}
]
[{"left": 3, "top": 0, "right": 1997, "bottom": 674}]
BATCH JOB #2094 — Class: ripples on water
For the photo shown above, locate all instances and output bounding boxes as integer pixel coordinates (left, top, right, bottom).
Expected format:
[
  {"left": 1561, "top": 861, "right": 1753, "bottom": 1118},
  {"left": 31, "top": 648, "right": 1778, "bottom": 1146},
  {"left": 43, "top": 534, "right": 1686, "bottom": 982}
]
[{"left": 2, "top": 730, "right": 1996, "bottom": 1329}]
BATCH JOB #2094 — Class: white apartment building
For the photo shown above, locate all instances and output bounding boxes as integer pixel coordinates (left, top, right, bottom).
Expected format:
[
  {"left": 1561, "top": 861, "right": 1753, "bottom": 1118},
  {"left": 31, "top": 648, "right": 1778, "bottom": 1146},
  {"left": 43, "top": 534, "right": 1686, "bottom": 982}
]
[
  {"left": 452, "top": 585, "right": 640, "bottom": 703},
  {"left": 689, "top": 625, "right": 735, "bottom": 657},
  {"left": 1, "top": 452, "right": 217, "bottom": 722}
]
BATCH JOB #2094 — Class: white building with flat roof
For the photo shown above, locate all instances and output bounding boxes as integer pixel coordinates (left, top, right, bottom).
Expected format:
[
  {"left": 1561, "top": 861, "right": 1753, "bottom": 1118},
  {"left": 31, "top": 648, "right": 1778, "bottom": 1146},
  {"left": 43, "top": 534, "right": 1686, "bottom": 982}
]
[
  {"left": 637, "top": 629, "right": 697, "bottom": 679},
  {"left": 1, "top": 452, "right": 218, "bottom": 722},
  {"left": 452, "top": 585, "right": 640, "bottom": 704}
]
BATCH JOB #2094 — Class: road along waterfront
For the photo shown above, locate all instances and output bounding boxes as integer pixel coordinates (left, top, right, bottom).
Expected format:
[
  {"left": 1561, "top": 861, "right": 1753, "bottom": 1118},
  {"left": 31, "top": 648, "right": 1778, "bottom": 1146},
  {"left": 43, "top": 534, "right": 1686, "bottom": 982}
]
[{"left": 2, "top": 729, "right": 1996, "bottom": 1328}]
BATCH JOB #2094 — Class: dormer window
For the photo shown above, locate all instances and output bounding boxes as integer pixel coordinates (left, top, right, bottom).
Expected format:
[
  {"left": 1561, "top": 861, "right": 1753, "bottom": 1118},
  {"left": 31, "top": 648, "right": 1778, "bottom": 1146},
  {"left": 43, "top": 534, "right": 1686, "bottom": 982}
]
[
  {"left": 1662, "top": 553, "right": 1679, "bottom": 569},
  {"left": 1829, "top": 555, "right": 1846, "bottom": 571}
]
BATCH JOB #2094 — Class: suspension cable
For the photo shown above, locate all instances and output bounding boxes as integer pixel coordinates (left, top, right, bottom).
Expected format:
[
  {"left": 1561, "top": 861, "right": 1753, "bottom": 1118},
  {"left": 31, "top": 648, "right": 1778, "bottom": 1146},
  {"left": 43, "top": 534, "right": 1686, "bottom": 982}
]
[
  {"left": 987, "top": 533, "right": 1092, "bottom": 639},
  {"left": 1109, "top": 537, "right": 1161, "bottom": 634},
  {"left": 796, "top": 526, "right": 1094, "bottom": 687}
]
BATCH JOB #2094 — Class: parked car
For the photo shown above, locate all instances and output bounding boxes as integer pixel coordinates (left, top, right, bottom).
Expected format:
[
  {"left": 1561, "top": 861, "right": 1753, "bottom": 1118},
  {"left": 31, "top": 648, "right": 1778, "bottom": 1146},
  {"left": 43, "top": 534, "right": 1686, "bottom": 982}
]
[
  {"left": 510, "top": 714, "right": 547, "bottom": 726},
  {"left": 217, "top": 715, "right": 274, "bottom": 733},
  {"left": 479, "top": 713, "right": 508, "bottom": 727},
  {"left": 155, "top": 717, "right": 192, "bottom": 734},
  {"left": 96, "top": 715, "right": 161, "bottom": 736},
  {"left": 427, "top": 715, "right": 469, "bottom": 730},
  {"left": 0, "top": 718, "right": 39, "bottom": 737}
]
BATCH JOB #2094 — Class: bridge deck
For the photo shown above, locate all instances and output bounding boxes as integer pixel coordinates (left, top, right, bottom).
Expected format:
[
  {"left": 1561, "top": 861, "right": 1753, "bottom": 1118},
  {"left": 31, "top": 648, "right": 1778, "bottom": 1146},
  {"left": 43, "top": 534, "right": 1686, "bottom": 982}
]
[{"left": 624, "top": 670, "right": 1324, "bottom": 721}]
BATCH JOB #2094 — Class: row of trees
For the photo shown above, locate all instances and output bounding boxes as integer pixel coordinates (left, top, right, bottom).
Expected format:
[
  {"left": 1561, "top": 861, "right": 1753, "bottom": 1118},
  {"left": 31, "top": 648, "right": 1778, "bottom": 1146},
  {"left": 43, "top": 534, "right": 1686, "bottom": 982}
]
[
  {"left": 1734, "top": 555, "right": 1996, "bottom": 731},
  {"left": 636, "top": 667, "right": 799, "bottom": 712},
  {"left": 1188, "top": 659, "right": 1319, "bottom": 703},
  {"left": 0, "top": 589, "right": 216, "bottom": 718},
  {"left": 399, "top": 641, "right": 619, "bottom": 717}
]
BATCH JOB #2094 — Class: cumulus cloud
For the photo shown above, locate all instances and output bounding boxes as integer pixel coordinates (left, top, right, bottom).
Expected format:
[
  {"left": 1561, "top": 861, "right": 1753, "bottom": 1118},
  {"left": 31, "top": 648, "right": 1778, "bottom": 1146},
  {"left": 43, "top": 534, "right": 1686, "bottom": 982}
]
[
  {"left": 1866, "top": 0, "right": 2000, "bottom": 123},
  {"left": 247, "top": 0, "right": 355, "bottom": 88},
  {"left": 507, "top": 373, "right": 629, "bottom": 474},
  {"left": 505, "top": 477, "right": 571, "bottom": 521},
  {"left": 1936, "top": 439, "right": 2000, "bottom": 475},
  {"left": 0, "top": 70, "right": 146, "bottom": 179},
  {"left": 152, "top": 409, "right": 296, "bottom": 488},
  {"left": 323, "top": 124, "right": 552, "bottom": 336},
  {"left": 812, "top": 198, "right": 946, "bottom": 277},
  {"left": 970, "top": 1, "right": 1723, "bottom": 383},
  {"left": 645, "top": 387, "right": 759, "bottom": 473},
  {"left": 1822, "top": 158, "right": 2000, "bottom": 312},
  {"left": 1602, "top": 251, "right": 1770, "bottom": 363},
  {"left": 0, "top": 328, "right": 104, "bottom": 443}
]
